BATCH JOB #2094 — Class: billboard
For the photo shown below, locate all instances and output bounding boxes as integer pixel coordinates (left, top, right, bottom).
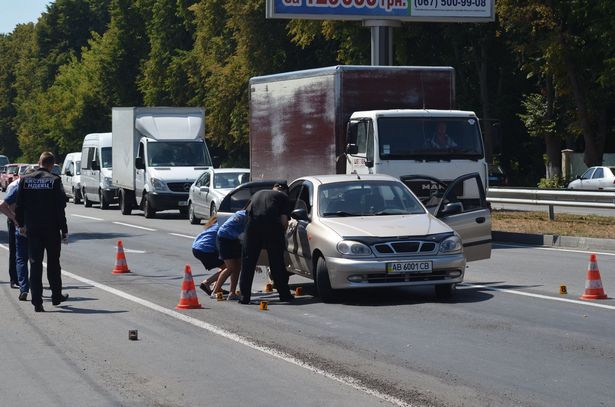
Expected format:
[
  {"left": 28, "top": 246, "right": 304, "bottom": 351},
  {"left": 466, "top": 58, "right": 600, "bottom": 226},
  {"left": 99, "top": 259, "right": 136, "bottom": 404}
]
[{"left": 266, "top": 0, "right": 495, "bottom": 22}]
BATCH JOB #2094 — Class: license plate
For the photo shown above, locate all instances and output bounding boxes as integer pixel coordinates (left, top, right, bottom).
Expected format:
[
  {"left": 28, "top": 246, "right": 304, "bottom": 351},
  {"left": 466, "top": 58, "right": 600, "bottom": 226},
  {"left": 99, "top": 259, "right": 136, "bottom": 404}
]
[
  {"left": 386, "top": 261, "right": 432, "bottom": 273},
  {"left": 178, "top": 201, "right": 188, "bottom": 206}
]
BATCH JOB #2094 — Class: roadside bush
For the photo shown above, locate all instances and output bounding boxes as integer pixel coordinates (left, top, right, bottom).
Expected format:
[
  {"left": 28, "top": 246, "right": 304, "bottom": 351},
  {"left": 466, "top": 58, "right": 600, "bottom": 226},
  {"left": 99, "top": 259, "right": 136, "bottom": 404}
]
[{"left": 537, "top": 176, "right": 569, "bottom": 189}]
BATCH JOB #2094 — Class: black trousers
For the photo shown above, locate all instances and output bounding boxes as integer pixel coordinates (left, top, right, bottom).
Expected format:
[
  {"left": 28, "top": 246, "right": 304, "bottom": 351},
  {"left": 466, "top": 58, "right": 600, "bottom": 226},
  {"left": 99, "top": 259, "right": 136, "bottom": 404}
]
[
  {"left": 28, "top": 229, "right": 62, "bottom": 307},
  {"left": 239, "top": 224, "right": 290, "bottom": 302},
  {"left": 7, "top": 219, "right": 17, "bottom": 284}
]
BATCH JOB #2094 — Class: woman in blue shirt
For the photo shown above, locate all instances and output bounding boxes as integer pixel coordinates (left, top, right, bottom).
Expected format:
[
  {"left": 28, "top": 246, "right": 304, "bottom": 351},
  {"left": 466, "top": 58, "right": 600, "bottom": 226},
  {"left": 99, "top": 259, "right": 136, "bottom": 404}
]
[
  {"left": 211, "top": 209, "right": 247, "bottom": 300},
  {"left": 192, "top": 215, "right": 226, "bottom": 296}
]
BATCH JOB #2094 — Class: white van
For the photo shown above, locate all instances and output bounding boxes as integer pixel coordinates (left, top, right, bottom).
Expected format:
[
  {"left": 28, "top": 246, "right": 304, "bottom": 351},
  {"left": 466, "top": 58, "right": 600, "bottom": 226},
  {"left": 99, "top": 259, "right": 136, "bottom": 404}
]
[
  {"left": 80, "top": 133, "right": 118, "bottom": 209},
  {"left": 61, "top": 152, "right": 82, "bottom": 204}
]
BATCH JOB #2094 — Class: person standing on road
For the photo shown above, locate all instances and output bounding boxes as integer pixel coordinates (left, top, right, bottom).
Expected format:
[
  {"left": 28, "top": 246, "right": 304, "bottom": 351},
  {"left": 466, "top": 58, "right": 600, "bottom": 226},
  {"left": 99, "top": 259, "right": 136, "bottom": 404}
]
[
  {"left": 239, "top": 184, "right": 293, "bottom": 304},
  {"left": 192, "top": 215, "right": 227, "bottom": 296},
  {"left": 0, "top": 169, "right": 35, "bottom": 300},
  {"left": 211, "top": 209, "right": 248, "bottom": 300},
  {"left": 1, "top": 192, "right": 19, "bottom": 290},
  {"left": 15, "top": 152, "right": 69, "bottom": 312}
]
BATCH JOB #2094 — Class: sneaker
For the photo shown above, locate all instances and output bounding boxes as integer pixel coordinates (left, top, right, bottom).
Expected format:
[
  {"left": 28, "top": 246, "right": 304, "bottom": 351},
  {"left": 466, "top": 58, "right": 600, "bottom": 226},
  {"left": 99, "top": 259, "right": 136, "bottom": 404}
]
[
  {"left": 10, "top": 282, "right": 19, "bottom": 289},
  {"left": 238, "top": 297, "right": 251, "bottom": 304},
  {"left": 34, "top": 305, "right": 45, "bottom": 312},
  {"left": 227, "top": 293, "right": 241, "bottom": 301},
  {"left": 52, "top": 293, "right": 69, "bottom": 306},
  {"left": 199, "top": 282, "right": 213, "bottom": 296},
  {"left": 18, "top": 292, "right": 27, "bottom": 301}
]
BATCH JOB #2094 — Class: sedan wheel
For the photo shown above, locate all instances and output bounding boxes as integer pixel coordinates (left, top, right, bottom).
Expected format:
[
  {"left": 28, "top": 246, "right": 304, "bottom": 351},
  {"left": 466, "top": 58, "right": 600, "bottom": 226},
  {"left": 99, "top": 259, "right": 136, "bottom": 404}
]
[
  {"left": 210, "top": 203, "right": 216, "bottom": 218},
  {"left": 315, "top": 257, "right": 335, "bottom": 303},
  {"left": 189, "top": 203, "right": 201, "bottom": 224},
  {"left": 435, "top": 283, "right": 455, "bottom": 299}
]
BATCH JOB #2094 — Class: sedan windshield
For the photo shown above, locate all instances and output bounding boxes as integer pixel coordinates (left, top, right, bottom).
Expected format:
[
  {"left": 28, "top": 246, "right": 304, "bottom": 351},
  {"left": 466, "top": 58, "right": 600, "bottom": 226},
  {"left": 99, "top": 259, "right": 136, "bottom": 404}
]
[
  {"left": 148, "top": 141, "right": 211, "bottom": 167},
  {"left": 319, "top": 181, "right": 425, "bottom": 217}
]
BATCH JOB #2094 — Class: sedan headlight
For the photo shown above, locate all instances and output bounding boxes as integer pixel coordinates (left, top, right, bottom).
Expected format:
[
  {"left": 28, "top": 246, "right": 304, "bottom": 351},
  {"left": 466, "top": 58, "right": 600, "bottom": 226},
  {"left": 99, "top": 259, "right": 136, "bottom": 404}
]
[
  {"left": 337, "top": 240, "right": 373, "bottom": 257},
  {"left": 439, "top": 235, "right": 463, "bottom": 254},
  {"left": 151, "top": 177, "right": 168, "bottom": 192}
]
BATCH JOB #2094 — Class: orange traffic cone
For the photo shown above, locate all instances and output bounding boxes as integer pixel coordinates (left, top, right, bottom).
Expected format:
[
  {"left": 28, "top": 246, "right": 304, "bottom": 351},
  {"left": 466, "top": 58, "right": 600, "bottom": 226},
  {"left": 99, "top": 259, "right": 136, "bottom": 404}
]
[
  {"left": 112, "top": 240, "right": 131, "bottom": 274},
  {"left": 580, "top": 254, "right": 608, "bottom": 300},
  {"left": 176, "top": 264, "right": 203, "bottom": 309}
]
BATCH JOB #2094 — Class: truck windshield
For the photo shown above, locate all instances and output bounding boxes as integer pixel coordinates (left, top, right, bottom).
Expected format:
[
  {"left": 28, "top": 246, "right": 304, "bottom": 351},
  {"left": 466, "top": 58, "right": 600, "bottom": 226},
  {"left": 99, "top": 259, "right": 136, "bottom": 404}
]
[
  {"left": 148, "top": 141, "right": 210, "bottom": 167},
  {"left": 377, "top": 117, "right": 484, "bottom": 160},
  {"left": 319, "top": 181, "right": 425, "bottom": 217},
  {"left": 101, "top": 147, "right": 112, "bottom": 168}
]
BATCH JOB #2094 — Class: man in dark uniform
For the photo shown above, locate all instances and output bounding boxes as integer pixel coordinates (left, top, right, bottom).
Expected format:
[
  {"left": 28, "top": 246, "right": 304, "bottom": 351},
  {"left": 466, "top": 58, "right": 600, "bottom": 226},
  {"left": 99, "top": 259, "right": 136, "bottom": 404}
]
[
  {"left": 239, "top": 183, "right": 293, "bottom": 304},
  {"left": 15, "top": 152, "right": 69, "bottom": 312}
]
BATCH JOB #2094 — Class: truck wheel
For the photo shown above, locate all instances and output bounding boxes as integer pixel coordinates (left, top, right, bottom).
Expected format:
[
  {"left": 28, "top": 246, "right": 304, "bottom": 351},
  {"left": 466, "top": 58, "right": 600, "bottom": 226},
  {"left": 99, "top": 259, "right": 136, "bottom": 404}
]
[
  {"left": 315, "top": 257, "right": 335, "bottom": 303},
  {"left": 188, "top": 203, "right": 200, "bottom": 224},
  {"left": 73, "top": 188, "right": 81, "bottom": 205},
  {"left": 99, "top": 190, "right": 109, "bottom": 210},
  {"left": 84, "top": 190, "right": 92, "bottom": 207},
  {"left": 435, "top": 283, "right": 455, "bottom": 299},
  {"left": 119, "top": 190, "right": 132, "bottom": 215},
  {"left": 143, "top": 193, "right": 156, "bottom": 219}
]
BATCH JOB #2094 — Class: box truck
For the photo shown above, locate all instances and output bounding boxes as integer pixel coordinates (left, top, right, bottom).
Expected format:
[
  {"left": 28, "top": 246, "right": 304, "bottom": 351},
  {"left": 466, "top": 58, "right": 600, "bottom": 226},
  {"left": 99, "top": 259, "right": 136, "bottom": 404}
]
[
  {"left": 249, "top": 65, "right": 491, "bottom": 261},
  {"left": 112, "top": 107, "right": 213, "bottom": 218}
]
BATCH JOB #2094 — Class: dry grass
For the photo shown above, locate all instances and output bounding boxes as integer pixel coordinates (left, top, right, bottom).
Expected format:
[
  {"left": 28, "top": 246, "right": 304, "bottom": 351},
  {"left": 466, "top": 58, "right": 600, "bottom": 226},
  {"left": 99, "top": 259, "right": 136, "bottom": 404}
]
[{"left": 492, "top": 210, "right": 615, "bottom": 239}]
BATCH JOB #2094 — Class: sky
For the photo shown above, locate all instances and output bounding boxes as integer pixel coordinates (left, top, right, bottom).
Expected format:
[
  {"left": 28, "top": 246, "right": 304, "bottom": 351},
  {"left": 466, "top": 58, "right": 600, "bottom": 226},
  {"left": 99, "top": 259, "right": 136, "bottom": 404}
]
[{"left": 0, "top": 0, "right": 51, "bottom": 34}]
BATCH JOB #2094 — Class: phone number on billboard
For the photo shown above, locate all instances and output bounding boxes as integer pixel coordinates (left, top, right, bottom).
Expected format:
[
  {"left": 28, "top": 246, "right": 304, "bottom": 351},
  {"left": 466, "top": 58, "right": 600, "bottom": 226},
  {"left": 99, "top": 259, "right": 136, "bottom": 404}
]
[{"left": 415, "top": 0, "right": 487, "bottom": 6}]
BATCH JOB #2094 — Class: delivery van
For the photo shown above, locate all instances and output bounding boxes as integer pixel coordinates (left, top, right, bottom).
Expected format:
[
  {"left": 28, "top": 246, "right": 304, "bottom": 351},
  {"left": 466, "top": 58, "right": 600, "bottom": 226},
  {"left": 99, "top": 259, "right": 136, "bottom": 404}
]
[{"left": 80, "top": 133, "right": 118, "bottom": 209}]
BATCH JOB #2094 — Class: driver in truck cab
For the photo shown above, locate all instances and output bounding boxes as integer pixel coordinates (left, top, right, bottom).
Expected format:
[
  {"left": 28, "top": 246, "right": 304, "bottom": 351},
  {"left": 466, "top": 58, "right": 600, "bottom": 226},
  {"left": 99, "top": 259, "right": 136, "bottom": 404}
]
[{"left": 425, "top": 122, "right": 457, "bottom": 149}]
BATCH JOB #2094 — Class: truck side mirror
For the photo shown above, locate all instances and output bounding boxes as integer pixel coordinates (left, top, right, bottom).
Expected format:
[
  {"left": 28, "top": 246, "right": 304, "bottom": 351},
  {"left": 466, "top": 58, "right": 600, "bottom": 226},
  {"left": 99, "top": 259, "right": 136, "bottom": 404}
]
[
  {"left": 91, "top": 161, "right": 100, "bottom": 171},
  {"left": 212, "top": 156, "right": 221, "bottom": 168},
  {"left": 365, "top": 160, "right": 374, "bottom": 168},
  {"left": 135, "top": 157, "right": 145, "bottom": 170},
  {"left": 346, "top": 144, "right": 359, "bottom": 155},
  {"left": 346, "top": 121, "right": 359, "bottom": 146}
]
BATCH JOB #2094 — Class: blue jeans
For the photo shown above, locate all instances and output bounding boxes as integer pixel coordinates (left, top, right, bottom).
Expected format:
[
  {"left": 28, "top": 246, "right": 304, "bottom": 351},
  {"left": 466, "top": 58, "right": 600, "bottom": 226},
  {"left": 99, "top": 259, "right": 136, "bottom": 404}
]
[{"left": 15, "top": 232, "right": 29, "bottom": 293}]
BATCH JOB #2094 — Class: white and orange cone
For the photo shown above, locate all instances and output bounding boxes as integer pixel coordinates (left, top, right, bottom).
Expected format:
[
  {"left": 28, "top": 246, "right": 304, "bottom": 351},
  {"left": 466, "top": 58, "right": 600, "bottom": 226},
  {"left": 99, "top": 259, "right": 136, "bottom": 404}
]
[
  {"left": 580, "top": 254, "right": 608, "bottom": 300},
  {"left": 112, "top": 240, "right": 131, "bottom": 274},
  {"left": 176, "top": 264, "right": 203, "bottom": 309}
]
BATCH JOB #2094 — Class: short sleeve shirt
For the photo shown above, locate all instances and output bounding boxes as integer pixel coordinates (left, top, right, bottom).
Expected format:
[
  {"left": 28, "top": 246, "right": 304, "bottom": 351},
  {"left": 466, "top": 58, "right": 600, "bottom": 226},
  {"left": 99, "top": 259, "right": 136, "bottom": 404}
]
[{"left": 248, "top": 190, "right": 290, "bottom": 226}]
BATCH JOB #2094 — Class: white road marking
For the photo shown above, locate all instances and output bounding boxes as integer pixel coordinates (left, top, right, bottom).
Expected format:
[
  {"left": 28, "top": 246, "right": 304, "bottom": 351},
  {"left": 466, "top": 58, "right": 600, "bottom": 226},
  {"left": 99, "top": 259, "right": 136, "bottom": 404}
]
[
  {"left": 169, "top": 233, "right": 196, "bottom": 239},
  {"left": 461, "top": 283, "right": 615, "bottom": 310},
  {"left": 123, "top": 248, "right": 147, "bottom": 254},
  {"left": 112, "top": 222, "right": 156, "bottom": 232},
  {"left": 494, "top": 242, "right": 615, "bottom": 257},
  {"left": 71, "top": 214, "right": 104, "bottom": 221},
  {"left": 56, "top": 268, "right": 414, "bottom": 407}
]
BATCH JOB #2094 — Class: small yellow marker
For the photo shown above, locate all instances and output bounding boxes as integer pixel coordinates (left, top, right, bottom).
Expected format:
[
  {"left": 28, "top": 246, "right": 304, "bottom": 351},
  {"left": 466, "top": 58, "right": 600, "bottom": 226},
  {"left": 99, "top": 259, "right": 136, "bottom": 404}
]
[
  {"left": 560, "top": 285, "right": 568, "bottom": 295},
  {"left": 216, "top": 292, "right": 224, "bottom": 301},
  {"left": 295, "top": 287, "right": 303, "bottom": 296},
  {"left": 260, "top": 301, "right": 268, "bottom": 311},
  {"left": 265, "top": 283, "right": 273, "bottom": 293}
]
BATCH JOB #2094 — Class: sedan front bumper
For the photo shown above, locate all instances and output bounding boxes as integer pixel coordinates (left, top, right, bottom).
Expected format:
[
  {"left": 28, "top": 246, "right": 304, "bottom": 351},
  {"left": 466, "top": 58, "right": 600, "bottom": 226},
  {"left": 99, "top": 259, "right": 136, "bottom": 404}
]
[{"left": 325, "top": 253, "right": 466, "bottom": 289}]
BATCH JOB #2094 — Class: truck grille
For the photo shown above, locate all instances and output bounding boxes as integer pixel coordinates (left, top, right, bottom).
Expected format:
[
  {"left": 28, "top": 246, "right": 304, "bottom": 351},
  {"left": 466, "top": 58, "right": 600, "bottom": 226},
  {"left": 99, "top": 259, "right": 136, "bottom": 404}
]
[
  {"left": 167, "top": 182, "right": 192, "bottom": 193},
  {"left": 374, "top": 241, "right": 437, "bottom": 255}
]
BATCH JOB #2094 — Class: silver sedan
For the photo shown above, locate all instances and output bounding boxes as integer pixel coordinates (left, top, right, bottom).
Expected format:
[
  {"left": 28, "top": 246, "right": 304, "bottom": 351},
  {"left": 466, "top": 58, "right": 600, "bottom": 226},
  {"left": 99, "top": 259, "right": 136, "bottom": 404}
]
[{"left": 188, "top": 168, "right": 250, "bottom": 224}]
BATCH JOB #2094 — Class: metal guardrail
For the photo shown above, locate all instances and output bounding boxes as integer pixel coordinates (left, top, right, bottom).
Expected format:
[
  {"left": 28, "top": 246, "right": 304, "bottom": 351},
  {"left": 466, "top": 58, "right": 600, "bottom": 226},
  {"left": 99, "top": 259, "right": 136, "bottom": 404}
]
[{"left": 487, "top": 187, "right": 615, "bottom": 219}]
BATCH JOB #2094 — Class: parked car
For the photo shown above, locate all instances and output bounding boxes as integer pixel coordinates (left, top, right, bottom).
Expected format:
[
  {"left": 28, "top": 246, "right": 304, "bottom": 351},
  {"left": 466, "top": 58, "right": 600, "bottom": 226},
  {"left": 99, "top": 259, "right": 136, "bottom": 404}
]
[
  {"left": 61, "top": 152, "right": 82, "bottom": 203},
  {"left": 1, "top": 163, "right": 29, "bottom": 191},
  {"left": 567, "top": 166, "right": 615, "bottom": 191},
  {"left": 187, "top": 168, "right": 250, "bottom": 224},
  {"left": 218, "top": 173, "right": 491, "bottom": 301}
]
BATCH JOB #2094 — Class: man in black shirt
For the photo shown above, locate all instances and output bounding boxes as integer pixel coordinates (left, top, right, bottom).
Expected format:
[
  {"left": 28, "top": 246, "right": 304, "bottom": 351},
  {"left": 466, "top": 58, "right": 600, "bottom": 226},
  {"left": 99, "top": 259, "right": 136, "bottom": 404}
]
[
  {"left": 15, "top": 152, "right": 69, "bottom": 312},
  {"left": 239, "top": 183, "right": 293, "bottom": 304}
]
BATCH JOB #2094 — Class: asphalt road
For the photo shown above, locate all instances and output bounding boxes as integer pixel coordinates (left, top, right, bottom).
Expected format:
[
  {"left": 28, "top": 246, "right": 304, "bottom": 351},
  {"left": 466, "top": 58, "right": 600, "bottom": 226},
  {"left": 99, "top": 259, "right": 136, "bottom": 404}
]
[{"left": 1, "top": 200, "right": 614, "bottom": 407}]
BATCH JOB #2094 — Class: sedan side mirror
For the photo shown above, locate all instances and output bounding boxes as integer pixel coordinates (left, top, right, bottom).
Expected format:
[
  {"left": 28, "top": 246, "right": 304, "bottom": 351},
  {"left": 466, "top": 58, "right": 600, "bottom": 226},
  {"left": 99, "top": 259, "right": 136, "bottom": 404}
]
[
  {"left": 440, "top": 202, "right": 463, "bottom": 217},
  {"left": 200, "top": 186, "right": 209, "bottom": 193},
  {"left": 291, "top": 208, "right": 309, "bottom": 222}
]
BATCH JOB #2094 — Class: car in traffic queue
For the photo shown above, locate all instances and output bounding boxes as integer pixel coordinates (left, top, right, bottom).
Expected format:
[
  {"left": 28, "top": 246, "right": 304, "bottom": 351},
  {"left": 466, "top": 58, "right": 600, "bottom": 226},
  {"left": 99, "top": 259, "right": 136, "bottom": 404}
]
[
  {"left": 60, "top": 152, "right": 82, "bottom": 203},
  {"left": 1, "top": 163, "right": 30, "bottom": 191},
  {"left": 567, "top": 166, "right": 615, "bottom": 191},
  {"left": 217, "top": 173, "right": 491, "bottom": 301},
  {"left": 187, "top": 167, "right": 250, "bottom": 224}
]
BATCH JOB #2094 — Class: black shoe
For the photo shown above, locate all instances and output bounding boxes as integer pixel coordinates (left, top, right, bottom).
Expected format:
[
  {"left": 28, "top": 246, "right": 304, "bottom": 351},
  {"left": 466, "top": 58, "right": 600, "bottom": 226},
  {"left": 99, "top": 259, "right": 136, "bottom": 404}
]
[
  {"left": 10, "top": 282, "right": 19, "bottom": 289},
  {"left": 52, "top": 293, "right": 69, "bottom": 306},
  {"left": 279, "top": 294, "right": 295, "bottom": 303},
  {"left": 238, "top": 297, "right": 251, "bottom": 304},
  {"left": 18, "top": 292, "right": 27, "bottom": 301},
  {"left": 34, "top": 305, "right": 45, "bottom": 312},
  {"left": 199, "top": 282, "right": 213, "bottom": 296}
]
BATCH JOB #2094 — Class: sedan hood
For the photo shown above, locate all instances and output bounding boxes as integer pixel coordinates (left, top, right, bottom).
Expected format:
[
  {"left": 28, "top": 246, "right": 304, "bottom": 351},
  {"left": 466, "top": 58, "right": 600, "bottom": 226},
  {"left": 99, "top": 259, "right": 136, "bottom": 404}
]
[{"left": 320, "top": 214, "right": 451, "bottom": 238}]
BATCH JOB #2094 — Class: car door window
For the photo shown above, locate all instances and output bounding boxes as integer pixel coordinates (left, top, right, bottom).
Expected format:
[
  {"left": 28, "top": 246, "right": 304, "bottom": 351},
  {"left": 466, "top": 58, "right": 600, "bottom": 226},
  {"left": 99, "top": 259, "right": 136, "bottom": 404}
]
[
  {"left": 592, "top": 168, "right": 604, "bottom": 179},
  {"left": 580, "top": 168, "right": 594, "bottom": 179}
]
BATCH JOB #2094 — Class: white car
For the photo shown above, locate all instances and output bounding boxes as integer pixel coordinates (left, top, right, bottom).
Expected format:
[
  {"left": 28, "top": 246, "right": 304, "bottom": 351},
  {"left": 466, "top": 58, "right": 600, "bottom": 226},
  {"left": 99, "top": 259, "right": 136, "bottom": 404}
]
[
  {"left": 568, "top": 166, "right": 615, "bottom": 191},
  {"left": 187, "top": 168, "right": 250, "bottom": 224},
  {"left": 60, "top": 152, "right": 82, "bottom": 203}
]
